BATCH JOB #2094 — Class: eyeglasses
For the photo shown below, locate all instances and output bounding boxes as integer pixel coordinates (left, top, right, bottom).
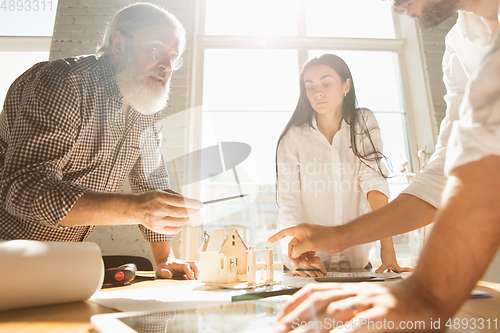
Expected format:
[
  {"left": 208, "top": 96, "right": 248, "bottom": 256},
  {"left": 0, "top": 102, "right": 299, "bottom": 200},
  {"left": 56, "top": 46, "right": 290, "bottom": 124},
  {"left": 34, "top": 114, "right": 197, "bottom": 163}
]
[
  {"left": 125, "top": 33, "right": 183, "bottom": 71},
  {"left": 149, "top": 44, "right": 183, "bottom": 71}
]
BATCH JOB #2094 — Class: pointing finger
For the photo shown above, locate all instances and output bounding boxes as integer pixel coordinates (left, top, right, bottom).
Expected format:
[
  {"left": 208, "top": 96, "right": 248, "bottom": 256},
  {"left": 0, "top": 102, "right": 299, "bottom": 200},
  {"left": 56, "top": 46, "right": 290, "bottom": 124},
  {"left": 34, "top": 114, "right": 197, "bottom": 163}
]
[{"left": 267, "top": 226, "right": 300, "bottom": 243}]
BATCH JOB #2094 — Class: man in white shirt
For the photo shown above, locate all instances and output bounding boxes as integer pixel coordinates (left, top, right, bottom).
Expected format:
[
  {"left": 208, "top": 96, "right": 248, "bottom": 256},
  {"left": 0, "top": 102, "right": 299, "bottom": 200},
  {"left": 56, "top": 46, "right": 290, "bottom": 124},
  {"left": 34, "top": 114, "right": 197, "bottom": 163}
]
[{"left": 271, "top": 0, "right": 500, "bottom": 331}]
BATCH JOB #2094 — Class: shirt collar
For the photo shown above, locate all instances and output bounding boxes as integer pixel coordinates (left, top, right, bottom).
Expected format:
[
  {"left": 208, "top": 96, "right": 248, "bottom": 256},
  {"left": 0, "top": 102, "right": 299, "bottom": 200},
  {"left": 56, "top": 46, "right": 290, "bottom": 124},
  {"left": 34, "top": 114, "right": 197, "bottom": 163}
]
[
  {"left": 311, "top": 114, "right": 348, "bottom": 131},
  {"left": 458, "top": 10, "right": 494, "bottom": 46},
  {"left": 311, "top": 114, "right": 348, "bottom": 144}
]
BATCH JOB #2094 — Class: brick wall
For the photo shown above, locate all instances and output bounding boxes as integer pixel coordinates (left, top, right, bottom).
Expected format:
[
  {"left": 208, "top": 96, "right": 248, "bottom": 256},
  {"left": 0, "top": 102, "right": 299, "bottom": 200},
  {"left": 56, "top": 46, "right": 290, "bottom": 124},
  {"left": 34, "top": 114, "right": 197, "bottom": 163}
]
[
  {"left": 417, "top": 13, "right": 457, "bottom": 127},
  {"left": 49, "top": 0, "right": 195, "bottom": 262}
]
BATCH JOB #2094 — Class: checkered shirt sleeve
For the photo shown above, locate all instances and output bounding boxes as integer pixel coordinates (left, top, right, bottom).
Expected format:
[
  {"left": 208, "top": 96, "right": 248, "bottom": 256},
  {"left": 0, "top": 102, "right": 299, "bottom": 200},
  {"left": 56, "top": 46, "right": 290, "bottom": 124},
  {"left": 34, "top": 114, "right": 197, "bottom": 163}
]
[{"left": 0, "top": 62, "right": 89, "bottom": 231}]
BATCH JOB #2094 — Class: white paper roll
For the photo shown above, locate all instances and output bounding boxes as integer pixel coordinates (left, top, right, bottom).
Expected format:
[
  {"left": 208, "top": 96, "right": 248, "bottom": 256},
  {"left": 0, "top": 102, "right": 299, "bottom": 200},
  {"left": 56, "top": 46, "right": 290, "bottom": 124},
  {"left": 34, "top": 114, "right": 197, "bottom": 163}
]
[{"left": 0, "top": 240, "right": 104, "bottom": 311}]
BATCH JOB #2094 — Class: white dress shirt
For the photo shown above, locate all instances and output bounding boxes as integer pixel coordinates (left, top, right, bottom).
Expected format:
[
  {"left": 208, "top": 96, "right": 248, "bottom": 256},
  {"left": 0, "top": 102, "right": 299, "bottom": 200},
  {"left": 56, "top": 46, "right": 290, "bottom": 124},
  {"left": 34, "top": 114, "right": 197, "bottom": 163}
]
[
  {"left": 402, "top": 11, "right": 492, "bottom": 208},
  {"left": 277, "top": 108, "right": 389, "bottom": 270},
  {"left": 445, "top": 6, "right": 500, "bottom": 174}
]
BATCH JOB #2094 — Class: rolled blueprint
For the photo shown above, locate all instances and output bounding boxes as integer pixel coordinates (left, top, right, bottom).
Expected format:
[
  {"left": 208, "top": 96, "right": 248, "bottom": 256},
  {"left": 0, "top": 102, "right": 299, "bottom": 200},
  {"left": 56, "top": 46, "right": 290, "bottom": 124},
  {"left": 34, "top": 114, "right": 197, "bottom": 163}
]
[{"left": 0, "top": 240, "right": 104, "bottom": 311}]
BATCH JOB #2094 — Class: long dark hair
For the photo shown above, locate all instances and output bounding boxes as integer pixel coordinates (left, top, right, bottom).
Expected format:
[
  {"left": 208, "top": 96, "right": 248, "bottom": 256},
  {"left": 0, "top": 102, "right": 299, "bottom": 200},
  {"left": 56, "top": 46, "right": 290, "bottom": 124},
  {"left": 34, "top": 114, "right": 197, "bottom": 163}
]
[{"left": 275, "top": 54, "right": 389, "bottom": 204}]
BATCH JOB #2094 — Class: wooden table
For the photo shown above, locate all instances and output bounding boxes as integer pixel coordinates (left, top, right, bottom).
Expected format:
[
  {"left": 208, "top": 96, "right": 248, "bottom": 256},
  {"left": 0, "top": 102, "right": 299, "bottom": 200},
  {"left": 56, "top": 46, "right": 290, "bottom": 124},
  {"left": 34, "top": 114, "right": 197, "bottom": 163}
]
[
  {"left": 448, "top": 281, "right": 500, "bottom": 332},
  {"left": 0, "top": 300, "right": 114, "bottom": 333},
  {"left": 1, "top": 278, "right": 499, "bottom": 333}
]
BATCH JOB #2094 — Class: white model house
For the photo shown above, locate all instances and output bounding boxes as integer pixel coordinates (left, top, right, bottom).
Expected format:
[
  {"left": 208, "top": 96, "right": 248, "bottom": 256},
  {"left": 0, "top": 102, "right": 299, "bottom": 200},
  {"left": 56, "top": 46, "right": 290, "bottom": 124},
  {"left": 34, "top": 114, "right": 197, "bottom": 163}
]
[{"left": 198, "top": 228, "right": 274, "bottom": 286}]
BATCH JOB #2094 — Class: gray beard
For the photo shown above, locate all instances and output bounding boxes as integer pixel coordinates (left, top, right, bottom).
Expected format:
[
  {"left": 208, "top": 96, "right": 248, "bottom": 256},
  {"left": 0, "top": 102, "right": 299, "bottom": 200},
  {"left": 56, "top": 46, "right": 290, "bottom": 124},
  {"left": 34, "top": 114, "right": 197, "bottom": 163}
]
[{"left": 115, "top": 50, "right": 171, "bottom": 115}]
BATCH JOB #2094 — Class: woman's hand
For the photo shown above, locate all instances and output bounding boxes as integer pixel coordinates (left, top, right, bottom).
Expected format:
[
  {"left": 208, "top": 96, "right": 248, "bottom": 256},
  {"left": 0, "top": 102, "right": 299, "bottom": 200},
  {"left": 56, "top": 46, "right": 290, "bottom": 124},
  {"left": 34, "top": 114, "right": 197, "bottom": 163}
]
[{"left": 377, "top": 237, "right": 413, "bottom": 273}]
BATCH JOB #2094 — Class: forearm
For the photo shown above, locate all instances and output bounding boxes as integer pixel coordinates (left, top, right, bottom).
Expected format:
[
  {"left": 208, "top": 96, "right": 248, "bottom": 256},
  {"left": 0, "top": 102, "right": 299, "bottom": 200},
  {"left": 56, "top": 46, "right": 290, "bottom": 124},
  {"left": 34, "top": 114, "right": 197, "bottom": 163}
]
[
  {"left": 60, "top": 191, "right": 137, "bottom": 226},
  {"left": 149, "top": 240, "right": 172, "bottom": 268},
  {"left": 379, "top": 237, "right": 395, "bottom": 253},
  {"left": 367, "top": 191, "right": 397, "bottom": 261},
  {"left": 406, "top": 156, "right": 500, "bottom": 317},
  {"left": 61, "top": 189, "right": 200, "bottom": 235},
  {"left": 340, "top": 193, "right": 436, "bottom": 250}
]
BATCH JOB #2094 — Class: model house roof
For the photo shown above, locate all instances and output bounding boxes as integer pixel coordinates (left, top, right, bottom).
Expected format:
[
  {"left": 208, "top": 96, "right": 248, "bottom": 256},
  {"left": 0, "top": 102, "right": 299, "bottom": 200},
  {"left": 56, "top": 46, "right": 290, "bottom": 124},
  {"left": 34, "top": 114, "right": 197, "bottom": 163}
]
[{"left": 198, "top": 228, "right": 248, "bottom": 253}]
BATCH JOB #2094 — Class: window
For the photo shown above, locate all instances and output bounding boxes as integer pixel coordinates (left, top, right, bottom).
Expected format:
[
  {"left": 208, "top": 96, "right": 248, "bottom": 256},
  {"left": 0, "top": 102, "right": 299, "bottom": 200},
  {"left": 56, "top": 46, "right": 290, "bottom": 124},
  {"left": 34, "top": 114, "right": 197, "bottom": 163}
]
[
  {"left": 188, "top": 0, "right": 435, "bottom": 266},
  {"left": 0, "top": 38, "right": 52, "bottom": 108},
  {"left": 0, "top": 0, "right": 58, "bottom": 37},
  {"left": 0, "top": 0, "right": 58, "bottom": 108}
]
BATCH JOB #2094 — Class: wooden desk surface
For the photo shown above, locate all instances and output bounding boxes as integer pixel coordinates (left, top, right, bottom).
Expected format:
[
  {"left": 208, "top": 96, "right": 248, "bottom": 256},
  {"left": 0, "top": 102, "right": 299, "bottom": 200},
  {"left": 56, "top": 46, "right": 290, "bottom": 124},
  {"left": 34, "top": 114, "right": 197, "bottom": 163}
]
[
  {"left": 449, "top": 281, "right": 500, "bottom": 332},
  {"left": 1, "top": 279, "right": 499, "bottom": 333},
  {"left": 0, "top": 300, "right": 115, "bottom": 333}
]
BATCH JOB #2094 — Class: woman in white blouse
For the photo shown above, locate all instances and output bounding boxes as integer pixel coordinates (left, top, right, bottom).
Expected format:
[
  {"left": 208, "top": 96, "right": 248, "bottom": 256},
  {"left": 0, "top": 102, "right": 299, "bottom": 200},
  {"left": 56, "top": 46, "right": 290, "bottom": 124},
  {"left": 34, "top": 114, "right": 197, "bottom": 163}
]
[{"left": 276, "top": 54, "right": 409, "bottom": 277}]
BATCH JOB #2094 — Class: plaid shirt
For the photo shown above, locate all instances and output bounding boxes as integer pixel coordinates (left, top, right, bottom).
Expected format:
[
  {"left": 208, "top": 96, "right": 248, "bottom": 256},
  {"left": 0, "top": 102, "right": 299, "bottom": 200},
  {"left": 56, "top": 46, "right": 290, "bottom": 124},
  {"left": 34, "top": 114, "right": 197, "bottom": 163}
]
[{"left": 0, "top": 54, "right": 173, "bottom": 242}]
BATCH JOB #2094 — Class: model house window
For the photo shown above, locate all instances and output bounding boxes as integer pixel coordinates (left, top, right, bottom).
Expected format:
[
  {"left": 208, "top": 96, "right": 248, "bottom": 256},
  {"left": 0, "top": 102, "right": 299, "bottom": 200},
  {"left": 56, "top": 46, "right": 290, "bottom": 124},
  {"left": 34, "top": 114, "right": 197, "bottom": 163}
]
[{"left": 188, "top": 0, "right": 435, "bottom": 266}]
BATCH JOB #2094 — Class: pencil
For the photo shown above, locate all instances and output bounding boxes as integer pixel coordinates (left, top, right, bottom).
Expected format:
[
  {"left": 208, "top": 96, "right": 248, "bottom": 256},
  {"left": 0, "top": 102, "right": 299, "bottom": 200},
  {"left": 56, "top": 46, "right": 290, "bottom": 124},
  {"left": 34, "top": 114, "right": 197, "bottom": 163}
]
[
  {"left": 295, "top": 268, "right": 322, "bottom": 272},
  {"left": 202, "top": 194, "right": 249, "bottom": 205}
]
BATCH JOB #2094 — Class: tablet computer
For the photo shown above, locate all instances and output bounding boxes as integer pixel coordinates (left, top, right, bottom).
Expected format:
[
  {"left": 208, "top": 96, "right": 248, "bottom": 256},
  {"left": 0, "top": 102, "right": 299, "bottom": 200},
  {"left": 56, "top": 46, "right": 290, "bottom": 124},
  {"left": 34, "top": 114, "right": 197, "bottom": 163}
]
[
  {"left": 91, "top": 301, "right": 281, "bottom": 333},
  {"left": 314, "top": 271, "right": 401, "bottom": 283}
]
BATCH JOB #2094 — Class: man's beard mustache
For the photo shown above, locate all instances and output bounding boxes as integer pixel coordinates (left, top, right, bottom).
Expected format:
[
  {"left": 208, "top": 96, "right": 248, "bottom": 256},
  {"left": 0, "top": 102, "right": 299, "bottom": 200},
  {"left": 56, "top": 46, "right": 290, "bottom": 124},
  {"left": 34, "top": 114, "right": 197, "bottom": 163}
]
[
  {"left": 392, "top": 0, "right": 458, "bottom": 28},
  {"left": 115, "top": 49, "right": 170, "bottom": 115}
]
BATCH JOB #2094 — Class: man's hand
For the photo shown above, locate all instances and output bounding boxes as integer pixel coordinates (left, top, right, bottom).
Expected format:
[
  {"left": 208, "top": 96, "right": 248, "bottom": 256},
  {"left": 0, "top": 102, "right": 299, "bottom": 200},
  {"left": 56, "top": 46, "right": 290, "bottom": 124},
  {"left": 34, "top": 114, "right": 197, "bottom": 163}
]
[
  {"left": 156, "top": 259, "right": 200, "bottom": 280},
  {"left": 274, "top": 279, "right": 444, "bottom": 333},
  {"left": 267, "top": 224, "right": 344, "bottom": 264},
  {"left": 132, "top": 189, "right": 202, "bottom": 234},
  {"left": 150, "top": 241, "right": 200, "bottom": 280}
]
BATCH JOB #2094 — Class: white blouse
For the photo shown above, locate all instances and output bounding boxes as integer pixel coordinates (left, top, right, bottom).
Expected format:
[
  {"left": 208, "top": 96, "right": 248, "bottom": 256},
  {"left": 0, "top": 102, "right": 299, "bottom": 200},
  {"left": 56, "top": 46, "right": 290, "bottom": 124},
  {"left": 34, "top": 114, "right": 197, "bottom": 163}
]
[{"left": 277, "top": 108, "right": 390, "bottom": 270}]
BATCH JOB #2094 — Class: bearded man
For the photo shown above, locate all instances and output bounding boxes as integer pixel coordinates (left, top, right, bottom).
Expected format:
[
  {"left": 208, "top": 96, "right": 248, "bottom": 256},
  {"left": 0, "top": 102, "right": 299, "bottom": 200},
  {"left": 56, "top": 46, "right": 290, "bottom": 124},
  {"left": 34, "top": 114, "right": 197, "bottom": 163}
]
[{"left": 0, "top": 3, "right": 202, "bottom": 280}]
